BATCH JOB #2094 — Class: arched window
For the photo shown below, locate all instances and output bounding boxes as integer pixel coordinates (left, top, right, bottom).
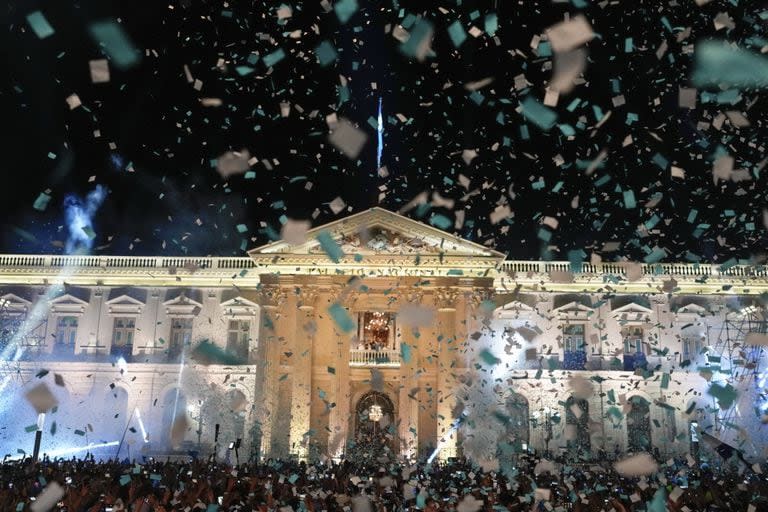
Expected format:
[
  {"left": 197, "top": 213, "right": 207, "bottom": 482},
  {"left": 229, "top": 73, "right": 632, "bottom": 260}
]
[
  {"left": 565, "top": 396, "right": 591, "bottom": 454},
  {"left": 627, "top": 396, "right": 652, "bottom": 453},
  {"left": 161, "top": 388, "right": 186, "bottom": 449},
  {"left": 505, "top": 393, "right": 530, "bottom": 450}
]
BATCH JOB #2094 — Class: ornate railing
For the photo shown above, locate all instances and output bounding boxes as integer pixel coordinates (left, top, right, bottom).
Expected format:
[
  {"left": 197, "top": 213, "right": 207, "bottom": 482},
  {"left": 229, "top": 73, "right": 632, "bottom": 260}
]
[
  {"left": 349, "top": 349, "right": 400, "bottom": 367},
  {"left": 499, "top": 260, "right": 768, "bottom": 278},
  {"left": 0, "top": 255, "right": 257, "bottom": 270}
]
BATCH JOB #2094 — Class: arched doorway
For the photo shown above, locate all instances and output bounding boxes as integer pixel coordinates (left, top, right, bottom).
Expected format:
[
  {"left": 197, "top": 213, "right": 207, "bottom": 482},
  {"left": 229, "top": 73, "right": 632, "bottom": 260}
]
[
  {"left": 353, "top": 391, "right": 395, "bottom": 460},
  {"left": 565, "top": 396, "right": 591, "bottom": 457},
  {"left": 627, "top": 396, "right": 652, "bottom": 453},
  {"left": 160, "top": 388, "right": 186, "bottom": 450},
  {"left": 505, "top": 392, "right": 530, "bottom": 451}
]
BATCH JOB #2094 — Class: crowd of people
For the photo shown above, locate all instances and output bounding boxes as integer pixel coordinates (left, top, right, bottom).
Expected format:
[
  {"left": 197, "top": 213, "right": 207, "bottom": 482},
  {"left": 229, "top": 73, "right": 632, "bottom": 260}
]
[{"left": 0, "top": 450, "right": 765, "bottom": 511}]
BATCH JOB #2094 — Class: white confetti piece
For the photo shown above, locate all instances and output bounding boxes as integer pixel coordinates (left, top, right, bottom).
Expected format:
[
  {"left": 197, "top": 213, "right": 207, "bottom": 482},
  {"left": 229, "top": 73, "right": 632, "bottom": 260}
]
[
  {"left": 545, "top": 15, "right": 594, "bottom": 53},
  {"left": 89, "top": 59, "right": 110, "bottom": 83},
  {"left": 328, "top": 118, "right": 368, "bottom": 159},
  {"left": 25, "top": 383, "right": 58, "bottom": 414},
  {"left": 65, "top": 94, "right": 82, "bottom": 109},
  {"left": 281, "top": 219, "right": 311, "bottom": 245},
  {"left": 614, "top": 453, "right": 659, "bottom": 476}
]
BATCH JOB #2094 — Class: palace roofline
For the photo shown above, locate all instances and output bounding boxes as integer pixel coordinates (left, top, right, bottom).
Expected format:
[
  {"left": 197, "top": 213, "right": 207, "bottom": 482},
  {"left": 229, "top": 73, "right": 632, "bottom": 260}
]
[{"left": 0, "top": 254, "right": 765, "bottom": 295}]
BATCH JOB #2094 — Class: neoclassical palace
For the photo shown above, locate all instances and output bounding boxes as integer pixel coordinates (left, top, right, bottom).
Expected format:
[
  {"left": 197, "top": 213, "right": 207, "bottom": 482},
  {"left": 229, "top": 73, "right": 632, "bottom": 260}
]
[{"left": 0, "top": 208, "right": 766, "bottom": 463}]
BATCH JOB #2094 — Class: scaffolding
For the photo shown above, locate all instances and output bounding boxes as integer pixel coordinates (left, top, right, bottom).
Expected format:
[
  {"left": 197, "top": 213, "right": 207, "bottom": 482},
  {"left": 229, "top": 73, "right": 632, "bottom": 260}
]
[{"left": 709, "top": 303, "right": 766, "bottom": 443}]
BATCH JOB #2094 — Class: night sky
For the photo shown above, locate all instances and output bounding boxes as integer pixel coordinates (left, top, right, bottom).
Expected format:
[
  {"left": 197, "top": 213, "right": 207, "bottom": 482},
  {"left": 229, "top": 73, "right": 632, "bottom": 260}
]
[{"left": 3, "top": 0, "right": 768, "bottom": 263}]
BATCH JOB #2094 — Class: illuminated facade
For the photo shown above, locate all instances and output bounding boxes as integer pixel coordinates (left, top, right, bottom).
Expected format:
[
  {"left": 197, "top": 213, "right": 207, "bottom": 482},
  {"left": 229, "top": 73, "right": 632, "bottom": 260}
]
[{"left": 0, "top": 208, "right": 766, "bottom": 462}]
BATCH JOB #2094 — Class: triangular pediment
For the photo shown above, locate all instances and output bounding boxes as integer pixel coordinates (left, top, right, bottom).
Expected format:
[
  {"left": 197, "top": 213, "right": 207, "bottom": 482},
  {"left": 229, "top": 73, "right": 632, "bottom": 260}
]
[
  {"left": 1, "top": 293, "right": 31, "bottom": 307},
  {"left": 495, "top": 301, "right": 535, "bottom": 318},
  {"left": 50, "top": 293, "right": 89, "bottom": 306},
  {"left": 552, "top": 301, "right": 594, "bottom": 315},
  {"left": 675, "top": 303, "right": 708, "bottom": 315},
  {"left": 611, "top": 302, "right": 653, "bottom": 315},
  {"left": 106, "top": 294, "right": 144, "bottom": 307},
  {"left": 248, "top": 207, "right": 505, "bottom": 258},
  {"left": 163, "top": 294, "right": 203, "bottom": 308}
]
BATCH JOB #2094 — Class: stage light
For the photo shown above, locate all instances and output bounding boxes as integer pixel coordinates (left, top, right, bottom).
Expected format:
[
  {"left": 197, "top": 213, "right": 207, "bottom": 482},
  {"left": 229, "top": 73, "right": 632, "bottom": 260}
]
[{"left": 135, "top": 408, "right": 149, "bottom": 443}]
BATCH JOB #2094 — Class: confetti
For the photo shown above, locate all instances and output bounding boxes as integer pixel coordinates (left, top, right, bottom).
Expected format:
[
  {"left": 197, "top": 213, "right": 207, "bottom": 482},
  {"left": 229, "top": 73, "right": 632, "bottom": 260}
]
[{"left": 26, "top": 11, "right": 55, "bottom": 39}]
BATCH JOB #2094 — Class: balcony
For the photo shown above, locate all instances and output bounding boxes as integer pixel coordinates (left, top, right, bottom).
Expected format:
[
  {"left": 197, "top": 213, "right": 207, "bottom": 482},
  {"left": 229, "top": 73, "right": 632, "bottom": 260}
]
[
  {"left": 623, "top": 352, "right": 648, "bottom": 371},
  {"left": 349, "top": 349, "right": 400, "bottom": 367},
  {"left": 563, "top": 351, "right": 587, "bottom": 371}
]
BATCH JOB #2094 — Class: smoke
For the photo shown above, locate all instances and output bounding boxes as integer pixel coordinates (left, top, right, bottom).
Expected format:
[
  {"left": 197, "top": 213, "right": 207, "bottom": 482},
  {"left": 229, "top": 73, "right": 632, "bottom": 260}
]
[{"left": 63, "top": 185, "right": 107, "bottom": 254}]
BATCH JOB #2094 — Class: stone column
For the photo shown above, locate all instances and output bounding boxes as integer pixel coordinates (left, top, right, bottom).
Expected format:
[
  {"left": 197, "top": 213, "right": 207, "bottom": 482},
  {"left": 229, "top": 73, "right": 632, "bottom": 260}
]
[
  {"left": 289, "top": 287, "right": 317, "bottom": 459},
  {"left": 398, "top": 290, "right": 423, "bottom": 459},
  {"left": 320, "top": 285, "right": 350, "bottom": 459},
  {"left": 435, "top": 287, "right": 460, "bottom": 460},
  {"left": 270, "top": 280, "right": 297, "bottom": 458},
  {"left": 253, "top": 285, "right": 287, "bottom": 459}
]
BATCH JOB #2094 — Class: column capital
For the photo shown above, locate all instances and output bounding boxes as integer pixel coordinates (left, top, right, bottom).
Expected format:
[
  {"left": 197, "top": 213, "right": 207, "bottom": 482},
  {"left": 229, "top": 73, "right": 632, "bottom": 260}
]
[
  {"left": 434, "top": 287, "right": 461, "bottom": 310},
  {"left": 297, "top": 287, "right": 320, "bottom": 309},
  {"left": 259, "top": 285, "right": 288, "bottom": 308}
]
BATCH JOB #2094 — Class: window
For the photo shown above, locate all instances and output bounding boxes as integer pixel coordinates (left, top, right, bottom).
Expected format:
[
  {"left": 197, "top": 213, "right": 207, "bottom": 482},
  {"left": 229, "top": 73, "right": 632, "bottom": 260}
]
[
  {"left": 112, "top": 318, "right": 135, "bottom": 348},
  {"left": 627, "top": 396, "right": 651, "bottom": 452},
  {"left": 662, "top": 407, "right": 677, "bottom": 443},
  {"left": 359, "top": 312, "right": 394, "bottom": 350},
  {"left": 682, "top": 336, "right": 702, "bottom": 361},
  {"left": 227, "top": 320, "right": 250, "bottom": 358},
  {"left": 55, "top": 316, "right": 78, "bottom": 347},
  {"left": 622, "top": 327, "right": 645, "bottom": 354},
  {"left": 169, "top": 318, "right": 193, "bottom": 355},
  {"left": 565, "top": 396, "right": 591, "bottom": 454},
  {"left": 0, "top": 312, "right": 22, "bottom": 350},
  {"left": 563, "top": 324, "right": 585, "bottom": 352}
]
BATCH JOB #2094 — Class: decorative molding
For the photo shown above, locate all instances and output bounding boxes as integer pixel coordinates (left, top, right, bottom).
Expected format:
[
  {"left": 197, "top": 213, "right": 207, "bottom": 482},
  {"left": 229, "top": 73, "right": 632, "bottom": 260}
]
[
  {"left": 221, "top": 296, "right": 260, "bottom": 317},
  {"left": 297, "top": 288, "right": 320, "bottom": 309},
  {"left": 434, "top": 288, "right": 461, "bottom": 310},
  {"left": 49, "top": 293, "right": 88, "bottom": 316},
  {"left": 259, "top": 286, "right": 288, "bottom": 308},
  {"left": 162, "top": 292, "right": 202, "bottom": 317}
]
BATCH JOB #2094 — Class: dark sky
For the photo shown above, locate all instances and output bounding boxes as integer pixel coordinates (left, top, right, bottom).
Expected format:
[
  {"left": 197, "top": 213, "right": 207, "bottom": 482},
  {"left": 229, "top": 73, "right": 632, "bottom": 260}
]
[{"left": 2, "top": 0, "right": 767, "bottom": 264}]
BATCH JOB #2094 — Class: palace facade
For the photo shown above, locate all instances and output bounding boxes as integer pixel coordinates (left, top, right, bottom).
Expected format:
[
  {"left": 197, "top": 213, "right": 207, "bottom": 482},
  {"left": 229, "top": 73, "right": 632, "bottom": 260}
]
[{"left": 0, "top": 208, "right": 766, "bottom": 463}]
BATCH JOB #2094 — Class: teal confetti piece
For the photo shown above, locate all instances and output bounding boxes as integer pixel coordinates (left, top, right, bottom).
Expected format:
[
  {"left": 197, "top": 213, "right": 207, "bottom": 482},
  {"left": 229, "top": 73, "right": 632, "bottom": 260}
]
[
  {"left": 692, "top": 41, "right": 768, "bottom": 89},
  {"left": 289, "top": 473, "right": 299, "bottom": 484},
  {"left": 33, "top": 192, "right": 51, "bottom": 211},
  {"left": 315, "top": 41, "right": 338, "bottom": 67},
  {"left": 447, "top": 21, "right": 467, "bottom": 47},
  {"left": 206, "top": 505, "right": 219, "bottom": 512},
  {"left": 236, "top": 66, "right": 255, "bottom": 76},
  {"left": 624, "top": 37, "right": 633, "bottom": 53},
  {"left": 400, "top": 342, "right": 412, "bottom": 363},
  {"left": 26, "top": 11, "right": 55, "bottom": 39},
  {"left": 88, "top": 20, "right": 141, "bottom": 69},
  {"left": 327, "top": 366, "right": 335, "bottom": 374},
  {"left": 328, "top": 303, "right": 355, "bottom": 332},
  {"left": 520, "top": 96, "right": 557, "bottom": 131},
  {"left": 120, "top": 474, "right": 131, "bottom": 486},
  {"left": 236, "top": 224, "right": 248, "bottom": 233},
  {"left": 334, "top": 0, "right": 359, "bottom": 24},
  {"left": 661, "top": 373, "right": 670, "bottom": 389},
  {"left": 263, "top": 48, "right": 286, "bottom": 67},
  {"left": 81, "top": 226, "right": 96, "bottom": 240},
  {"left": 316, "top": 231, "right": 344, "bottom": 263},
  {"left": 400, "top": 19, "right": 434, "bottom": 59},
  {"left": 150, "top": 473, "right": 162, "bottom": 481},
  {"left": 479, "top": 349, "right": 501, "bottom": 366},
  {"left": 50, "top": 421, "right": 56, "bottom": 436},
  {"left": 622, "top": 190, "right": 636, "bottom": 209},
  {"left": 708, "top": 382, "right": 738, "bottom": 409},
  {"left": 484, "top": 13, "right": 498, "bottom": 37},
  {"left": 25, "top": 424, "right": 37, "bottom": 433},
  {"left": 191, "top": 340, "right": 245, "bottom": 365},
  {"left": 74, "top": 429, "right": 86, "bottom": 436},
  {"left": 429, "top": 214, "right": 452, "bottom": 230}
]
